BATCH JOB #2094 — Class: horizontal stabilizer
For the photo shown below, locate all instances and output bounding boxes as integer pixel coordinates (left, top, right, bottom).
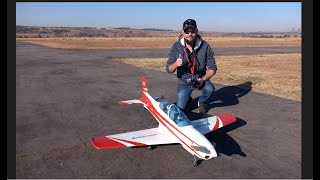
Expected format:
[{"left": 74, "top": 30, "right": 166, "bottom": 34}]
[
  {"left": 191, "top": 113, "right": 237, "bottom": 135},
  {"left": 118, "top": 99, "right": 144, "bottom": 105}
]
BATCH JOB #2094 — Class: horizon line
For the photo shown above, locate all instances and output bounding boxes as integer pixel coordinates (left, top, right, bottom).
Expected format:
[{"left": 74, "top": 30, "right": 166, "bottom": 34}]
[{"left": 16, "top": 24, "right": 302, "bottom": 34}]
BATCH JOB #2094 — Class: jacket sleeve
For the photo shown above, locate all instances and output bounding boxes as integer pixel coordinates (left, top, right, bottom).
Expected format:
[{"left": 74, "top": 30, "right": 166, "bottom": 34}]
[
  {"left": 206, "top": 44, "right": 217, "bottom": 73},
  {"left": 166, "top": 43, "right": 178, "bottom": 74}
]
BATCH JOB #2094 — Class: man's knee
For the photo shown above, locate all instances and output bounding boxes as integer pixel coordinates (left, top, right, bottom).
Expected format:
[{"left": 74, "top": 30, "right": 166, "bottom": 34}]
[
  {"left": 176, "top": 86, "right": 193, "bottom": 109},
  {"left": 204, "top": 82, "right": 215, "bottom": 94}
]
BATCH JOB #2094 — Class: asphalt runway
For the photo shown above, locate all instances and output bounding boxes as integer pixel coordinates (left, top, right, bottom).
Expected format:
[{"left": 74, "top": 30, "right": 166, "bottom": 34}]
[{"left": 16, "top": 42, "right": 301, "bottom": 178}]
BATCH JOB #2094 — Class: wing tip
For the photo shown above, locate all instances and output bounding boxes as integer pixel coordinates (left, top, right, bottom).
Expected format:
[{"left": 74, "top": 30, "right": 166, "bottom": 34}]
[
  {"left": 218, "top": 113, "right": 237, "bottom": 125},
  {"left": 90, "top": 136, "right": 127, "bottom": 149},
  {"left": 90, "top": 137, "right": 102, "bottom": 149}
]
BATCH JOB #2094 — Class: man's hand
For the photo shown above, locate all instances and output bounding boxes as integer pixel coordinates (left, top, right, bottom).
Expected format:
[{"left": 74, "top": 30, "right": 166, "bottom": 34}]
[
  {"left": 176, "top": 54, "right": 183, "bottom": 67},
  {"left": 195, "top": 78, "right": 205, "bottom": 90},
  {"left": 168, "top": 54, "right": 183, "bottom": 73}
]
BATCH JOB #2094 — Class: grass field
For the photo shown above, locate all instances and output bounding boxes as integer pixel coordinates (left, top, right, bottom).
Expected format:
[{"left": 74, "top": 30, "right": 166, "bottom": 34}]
[
  {"left": 16, "top": 37, "right": 301, "bottom": 49},
  {"left": 113, "top": 53, "right": 301, "bottom": 101}
]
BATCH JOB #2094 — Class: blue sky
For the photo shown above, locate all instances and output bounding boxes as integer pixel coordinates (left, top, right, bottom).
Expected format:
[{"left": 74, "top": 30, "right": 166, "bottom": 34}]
[{"left": 16, "top": 2, "right": 301, "bottom": 32}]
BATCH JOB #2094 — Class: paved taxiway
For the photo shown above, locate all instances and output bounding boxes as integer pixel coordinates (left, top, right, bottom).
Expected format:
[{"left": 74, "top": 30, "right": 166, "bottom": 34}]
[{"left": 16, "top": 42, "right": 301, "bottom": 178}]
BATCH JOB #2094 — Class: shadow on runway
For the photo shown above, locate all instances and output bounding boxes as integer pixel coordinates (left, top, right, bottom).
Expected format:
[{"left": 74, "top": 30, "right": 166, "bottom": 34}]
[
  {"left": 207, "top": 81, "right": 253, "bottom": 111},
  {"left": 185, "top": 81, "right": 253, "bottom": 113},
  {"left": 205, "top": 117, "right": 247, "bottom": 157}
]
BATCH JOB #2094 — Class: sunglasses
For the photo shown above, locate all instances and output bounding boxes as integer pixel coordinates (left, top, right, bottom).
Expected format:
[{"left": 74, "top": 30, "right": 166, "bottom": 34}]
[{"left": 184, "top": 29, "right": 196, "bottom": 34}]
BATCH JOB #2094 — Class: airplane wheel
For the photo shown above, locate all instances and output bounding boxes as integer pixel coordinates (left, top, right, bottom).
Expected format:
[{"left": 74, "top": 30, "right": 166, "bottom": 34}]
[
  {"left": 192, "top": 160, "right": 198, "bottom": 166},
  {"left": 148, "top": 145, "right": 154, "bottom": 150}
]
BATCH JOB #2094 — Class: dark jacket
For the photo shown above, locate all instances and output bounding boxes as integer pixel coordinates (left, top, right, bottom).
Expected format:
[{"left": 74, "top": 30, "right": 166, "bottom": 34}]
[{"left": 166, "top": 35, "right": 217, "bottom": 81}]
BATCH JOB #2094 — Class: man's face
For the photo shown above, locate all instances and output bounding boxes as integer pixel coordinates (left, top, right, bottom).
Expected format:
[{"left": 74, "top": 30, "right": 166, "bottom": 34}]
[{"left": 182, "top": 27, "right": 198, "bottom": 44}]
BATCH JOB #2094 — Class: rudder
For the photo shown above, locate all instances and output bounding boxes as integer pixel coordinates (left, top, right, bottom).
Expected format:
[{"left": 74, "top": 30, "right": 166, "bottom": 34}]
[
  {"left": 140, "top": 76, "right": 149, "bottom": 104},
  {"left": 117, "top": 76, "right": 151, "bottom": 105}
]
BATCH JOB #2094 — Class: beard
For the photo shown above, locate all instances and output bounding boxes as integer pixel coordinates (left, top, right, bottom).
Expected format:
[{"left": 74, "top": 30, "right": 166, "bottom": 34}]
[{"left": 184, "top": 36, "right": 196, "bottom": 45}]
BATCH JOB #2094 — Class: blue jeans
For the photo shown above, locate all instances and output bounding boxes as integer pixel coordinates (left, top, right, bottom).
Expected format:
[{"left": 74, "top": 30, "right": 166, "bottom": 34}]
[{"left": 176, "top": 80, "right": 215, "bottom": 110}]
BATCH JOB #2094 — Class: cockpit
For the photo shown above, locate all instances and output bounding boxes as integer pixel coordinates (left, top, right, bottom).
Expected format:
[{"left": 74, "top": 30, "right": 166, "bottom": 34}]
[{"left": 159, "top": 101, "right": 191, "bottom": 127}]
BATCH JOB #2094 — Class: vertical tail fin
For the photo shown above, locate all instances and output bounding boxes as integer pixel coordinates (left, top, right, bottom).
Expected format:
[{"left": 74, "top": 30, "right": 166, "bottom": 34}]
[
  {"left": 141, "top": 76, "right": 148, "bottom": 93},
  {"left": 140, "top": 76, "right": 149, "bottom": 104},
  {"left": 118, "top": 76, "right": 150, "bottom": 105}
]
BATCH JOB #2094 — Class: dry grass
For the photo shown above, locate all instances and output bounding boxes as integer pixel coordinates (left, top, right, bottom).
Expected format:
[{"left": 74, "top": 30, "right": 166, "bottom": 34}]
[
  {"left": 113, "top": 53, "right": 301, "bottom": 101},
  {"left": 16, "top": 37, "right": 301, "bottom": 49},
  {"left": 205, "top": 37, "right": 301, "bottom": 47}
]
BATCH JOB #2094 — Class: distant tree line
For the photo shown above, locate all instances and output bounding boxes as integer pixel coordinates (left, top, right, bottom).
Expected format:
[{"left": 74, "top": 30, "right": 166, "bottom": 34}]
[
  {"left": 257, "top": 34, "right": 299, "bottom": 38},
  {"left": 16, "top": 26, "right": 40, "bottom": 33},
  {"left": 52, "top": 29, "right": 70, "bottom": 34}
]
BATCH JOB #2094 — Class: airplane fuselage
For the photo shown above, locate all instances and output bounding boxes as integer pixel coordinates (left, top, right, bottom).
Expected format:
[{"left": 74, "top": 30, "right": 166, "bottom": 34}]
[{"left": 142, "top": 91, "right": 217, "bottom": 160}]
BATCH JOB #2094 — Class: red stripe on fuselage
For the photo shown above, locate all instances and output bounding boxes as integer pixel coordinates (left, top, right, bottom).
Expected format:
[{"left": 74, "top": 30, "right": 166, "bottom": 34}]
[
  {"left": 147, "top": 101, "right": 199, "bottom": 146},
  {"left": 150, "top": 109, "right": 203, "bottom": 158},
  {"left": 143, "top": 93, "right": 204, "bottom": 158}
]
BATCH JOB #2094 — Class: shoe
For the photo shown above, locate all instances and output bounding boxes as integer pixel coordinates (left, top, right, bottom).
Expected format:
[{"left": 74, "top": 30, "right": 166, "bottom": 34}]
[{"left": 198, "top": 102, "right": 207, "bottom": 114}]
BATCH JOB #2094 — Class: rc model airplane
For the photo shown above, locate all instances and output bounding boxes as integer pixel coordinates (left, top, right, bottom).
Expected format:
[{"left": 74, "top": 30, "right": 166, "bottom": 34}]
[{"left": 90, "top": 76, "right": 237, "bottom": 166}]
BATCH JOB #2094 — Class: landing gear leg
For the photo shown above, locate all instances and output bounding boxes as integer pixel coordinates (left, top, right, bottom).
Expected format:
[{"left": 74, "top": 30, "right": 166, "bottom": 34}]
[
  {"left": 148, "top": 145, "right": 155, "bottom": 150},
  {"left": 192, "top": 155, "right": 199, "bottom": 166}
]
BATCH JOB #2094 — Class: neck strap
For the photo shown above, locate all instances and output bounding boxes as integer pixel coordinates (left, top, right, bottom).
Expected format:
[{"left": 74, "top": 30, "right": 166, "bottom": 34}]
[{"left": 183, "top": 48, "right": 197, "bottom": 75}]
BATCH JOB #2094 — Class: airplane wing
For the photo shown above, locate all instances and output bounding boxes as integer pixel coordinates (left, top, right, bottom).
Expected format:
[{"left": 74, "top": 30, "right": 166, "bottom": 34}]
[
  {"left": 91, "top": 127, "right": 179, "bottom": 149},
  {"left": 190, "top": 113, "right": 237, "bottom": 135},
  {"left": 117, "top": 96, "right": 163, "bottom": 105}
]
